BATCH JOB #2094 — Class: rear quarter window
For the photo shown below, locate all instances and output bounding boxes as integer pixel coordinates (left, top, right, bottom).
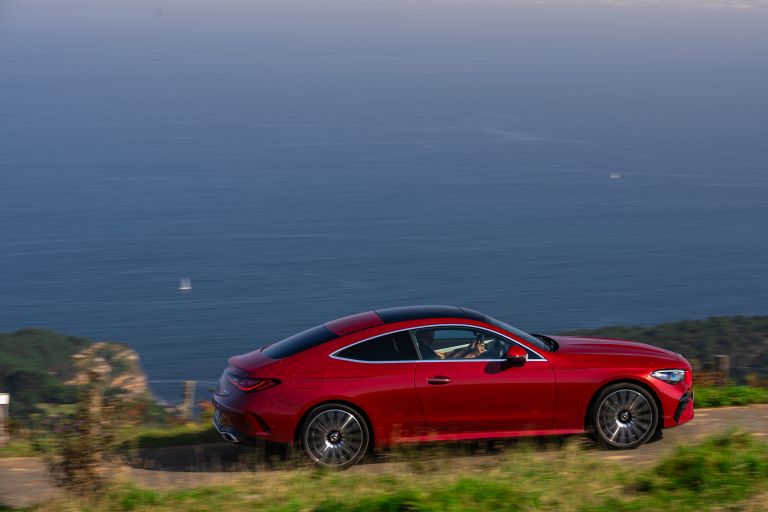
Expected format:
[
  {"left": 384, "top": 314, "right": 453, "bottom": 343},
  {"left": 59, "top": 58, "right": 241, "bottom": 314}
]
[
  {"left": 335, "top": 331, "right": 418, "bottom": 362},
  {"left": 262, "top": 325, "right": 338, "bottom": 359}
]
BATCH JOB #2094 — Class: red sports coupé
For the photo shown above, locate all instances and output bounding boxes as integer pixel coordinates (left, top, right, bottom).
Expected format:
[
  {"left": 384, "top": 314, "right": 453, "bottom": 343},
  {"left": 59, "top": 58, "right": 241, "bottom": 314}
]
[{"left": 213, "top": 306, "right": 694, "bottom": 469}]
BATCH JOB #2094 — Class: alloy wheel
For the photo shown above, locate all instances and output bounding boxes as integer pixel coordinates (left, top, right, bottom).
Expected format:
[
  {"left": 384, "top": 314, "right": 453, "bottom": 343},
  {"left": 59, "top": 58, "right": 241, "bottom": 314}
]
[
  {"left": 595, "top": 388, "right": 655, "bottom": 448},
  {"left": 303, "top": 407, "right": 367, "bottom": 469}
]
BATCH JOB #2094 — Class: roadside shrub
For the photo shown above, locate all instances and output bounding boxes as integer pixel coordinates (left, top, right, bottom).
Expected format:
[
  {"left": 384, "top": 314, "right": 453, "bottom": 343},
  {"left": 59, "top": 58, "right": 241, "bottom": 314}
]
[
  {"left": 634, "top": 431, "right": 768, "bottom": 505},
  {"left": 695, "top": 386, "right": 768, "bottom": 407},
  {"left": 44, "top": 359, "right": 135, "bottom": 494}
]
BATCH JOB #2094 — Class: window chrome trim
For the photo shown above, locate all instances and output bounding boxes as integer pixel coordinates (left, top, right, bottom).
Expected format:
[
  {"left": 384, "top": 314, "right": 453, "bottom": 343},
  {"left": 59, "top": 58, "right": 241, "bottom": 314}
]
[{"left": 329, "top": 323, "right": 548, "bottom": 364}]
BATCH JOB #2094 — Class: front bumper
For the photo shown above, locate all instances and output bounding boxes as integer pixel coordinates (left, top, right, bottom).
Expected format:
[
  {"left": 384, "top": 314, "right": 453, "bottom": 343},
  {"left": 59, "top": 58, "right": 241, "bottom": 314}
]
[
  {"left": 653, "top": 378, "right": 694, "bottom": 429},
  {"left": 673, "top": 390, "right": 694, "bottom": 424},
  {"left": 660, "top": 387, "right": 694, "bottom": 429}
]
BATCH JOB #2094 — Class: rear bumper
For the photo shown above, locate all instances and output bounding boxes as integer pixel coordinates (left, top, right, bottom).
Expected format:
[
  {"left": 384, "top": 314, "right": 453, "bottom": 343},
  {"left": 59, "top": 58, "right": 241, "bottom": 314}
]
[
  {"left": 211, "top": 398, "right": 269, "bottom": 445},
  {"left": 211, "top": 386, "right": 302, "bottom": 444}
]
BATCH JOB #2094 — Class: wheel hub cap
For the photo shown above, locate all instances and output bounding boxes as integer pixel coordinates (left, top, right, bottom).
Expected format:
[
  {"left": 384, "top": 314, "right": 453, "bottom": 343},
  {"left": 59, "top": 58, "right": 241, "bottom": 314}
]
[
  {"left": 618, "top": 411, "right": 631, "bottom": 423},
  {"left": 328, "top": 431, "right": 341, "bottom": 444}
]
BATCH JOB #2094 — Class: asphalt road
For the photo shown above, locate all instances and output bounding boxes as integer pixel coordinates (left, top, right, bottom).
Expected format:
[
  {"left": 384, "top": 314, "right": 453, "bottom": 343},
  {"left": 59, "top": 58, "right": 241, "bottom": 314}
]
[{"left": 1, "top": 404, "right": 766, "bottom": 508}]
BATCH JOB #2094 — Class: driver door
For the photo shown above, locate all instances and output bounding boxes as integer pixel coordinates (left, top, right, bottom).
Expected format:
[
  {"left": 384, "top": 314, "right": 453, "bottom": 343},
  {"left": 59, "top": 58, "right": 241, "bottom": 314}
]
[{"left": 413, "top": 327, "right": 556, "bottom": 434}]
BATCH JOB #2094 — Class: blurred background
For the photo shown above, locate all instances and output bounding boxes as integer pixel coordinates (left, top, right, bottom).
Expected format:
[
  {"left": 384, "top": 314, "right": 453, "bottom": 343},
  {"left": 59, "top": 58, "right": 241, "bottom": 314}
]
[{"left": 1, "top": 0, "right": 767, "bottom": 403}]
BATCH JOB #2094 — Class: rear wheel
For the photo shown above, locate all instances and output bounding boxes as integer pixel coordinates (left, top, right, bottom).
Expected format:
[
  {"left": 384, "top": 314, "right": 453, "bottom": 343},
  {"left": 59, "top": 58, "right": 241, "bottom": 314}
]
[
  {"left": 592, "top": 383, "right": 658, "bottom": 449},
  {"left": 301, "top": 403, "right": 369, "bottom": 470}
]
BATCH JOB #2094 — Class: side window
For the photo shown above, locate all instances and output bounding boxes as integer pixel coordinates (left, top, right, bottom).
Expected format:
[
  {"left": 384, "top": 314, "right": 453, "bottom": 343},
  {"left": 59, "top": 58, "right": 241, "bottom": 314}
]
[
  {"left": 413, "top": 328, "right": 543, "bottom": 360},
  {"left": 335, "top": 331, "right": 418, "bottom": 362}
]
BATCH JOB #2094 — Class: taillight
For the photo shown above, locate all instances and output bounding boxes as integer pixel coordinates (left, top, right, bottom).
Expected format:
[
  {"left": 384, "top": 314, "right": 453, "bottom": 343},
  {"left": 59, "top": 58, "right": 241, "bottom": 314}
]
[{"left": 226, "top": 372, "right": 280, "bottom": 392}]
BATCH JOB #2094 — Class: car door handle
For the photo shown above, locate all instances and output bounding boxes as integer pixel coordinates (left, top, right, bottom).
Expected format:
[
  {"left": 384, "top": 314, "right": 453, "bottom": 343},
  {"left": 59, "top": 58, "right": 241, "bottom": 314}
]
[{"left": 426, "top": 376, "right": 451, "bottom": 385}]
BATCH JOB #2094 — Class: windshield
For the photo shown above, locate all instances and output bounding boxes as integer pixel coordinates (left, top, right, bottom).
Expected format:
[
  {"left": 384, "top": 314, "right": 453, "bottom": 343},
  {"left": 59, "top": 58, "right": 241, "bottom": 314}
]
[{"left": 485, "top": 316, "right": 551, "bottom": 352}]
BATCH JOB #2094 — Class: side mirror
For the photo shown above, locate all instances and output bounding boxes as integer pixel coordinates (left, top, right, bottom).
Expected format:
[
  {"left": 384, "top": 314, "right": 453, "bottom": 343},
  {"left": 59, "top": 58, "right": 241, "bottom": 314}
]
[{"left": 505, "top": 345, "right": 528, "bottom": 367}]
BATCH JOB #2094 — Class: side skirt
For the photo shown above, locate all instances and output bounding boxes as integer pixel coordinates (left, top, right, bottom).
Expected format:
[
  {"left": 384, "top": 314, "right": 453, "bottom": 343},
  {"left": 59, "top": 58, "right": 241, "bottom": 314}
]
[{"left": 395, "top": 428, "right": 585, "bottom": 444}]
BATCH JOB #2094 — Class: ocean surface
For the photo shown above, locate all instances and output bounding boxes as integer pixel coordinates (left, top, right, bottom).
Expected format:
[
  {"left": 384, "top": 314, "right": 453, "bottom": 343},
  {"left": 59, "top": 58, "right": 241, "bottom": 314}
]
[{"left": 1, "top": 1, "right": 767, "bottom": 401}]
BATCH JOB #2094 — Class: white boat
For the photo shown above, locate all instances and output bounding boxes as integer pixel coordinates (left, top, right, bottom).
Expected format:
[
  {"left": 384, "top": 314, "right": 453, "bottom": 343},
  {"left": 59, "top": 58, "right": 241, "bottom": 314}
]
[
  {"left": 609, "top": 172, "right": 622, "bottom": 179},
  {"left": 179, "top": 278, "right": 192, "bottom": 291}
]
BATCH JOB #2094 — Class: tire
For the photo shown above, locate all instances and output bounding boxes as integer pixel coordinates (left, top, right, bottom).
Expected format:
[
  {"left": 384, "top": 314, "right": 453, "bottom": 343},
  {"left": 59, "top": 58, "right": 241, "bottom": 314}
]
[
  {"left": 300, "top": 403, "right": 370, "bottom": 470},
  {"left": 591, "top": 383, "right": 658, "bottom": 449}
]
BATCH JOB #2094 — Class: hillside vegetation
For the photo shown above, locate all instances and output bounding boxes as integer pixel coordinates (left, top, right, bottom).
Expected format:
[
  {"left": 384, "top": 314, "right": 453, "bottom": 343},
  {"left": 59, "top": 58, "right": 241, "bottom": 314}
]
[
  {"left": 0, "top": 328, "right": 151, "bottom": 419},
  {"left": 0, "top": 329, "right": 89, "bottom": 417},
  {"left": 563, "top": 315, "right": 768, "bottom": 375}
]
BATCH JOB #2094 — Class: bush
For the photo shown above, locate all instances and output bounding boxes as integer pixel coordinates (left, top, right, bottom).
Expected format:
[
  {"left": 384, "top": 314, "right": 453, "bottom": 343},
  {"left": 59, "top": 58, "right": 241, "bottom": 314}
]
[
  {"left": 656, "top": 432, "right": 766, "bottom": 484},
  {"left": 695, "top": 386, "right": 768, "bottom": 407},
  {"left": 45, "top": 361, "right": 138, "bottom": 494}
]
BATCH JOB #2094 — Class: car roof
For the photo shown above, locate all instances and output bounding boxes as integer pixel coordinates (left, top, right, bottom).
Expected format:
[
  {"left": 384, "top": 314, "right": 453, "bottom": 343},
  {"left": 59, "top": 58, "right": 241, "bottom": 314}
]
[
  {"left": 375, "top": 305, "right": 487, "bottom": 323},
  {"left": 261, "top": 305, "right": 494, "bottom": 359},
  {"left": 324, "top": 305, "right": 488, "bottom": 337}
]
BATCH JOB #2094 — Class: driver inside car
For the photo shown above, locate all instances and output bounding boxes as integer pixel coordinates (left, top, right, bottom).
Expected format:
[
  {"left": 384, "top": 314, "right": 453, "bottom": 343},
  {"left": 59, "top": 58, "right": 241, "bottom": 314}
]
[
  {"left": 414, "top": 330, "right": 445, "bottom": 359},
  {"left": 415, "top": 330, "right": 488, "bottom": 360},
  {"left": 446, "top": 336, "right": 487, "bottom": 359}
]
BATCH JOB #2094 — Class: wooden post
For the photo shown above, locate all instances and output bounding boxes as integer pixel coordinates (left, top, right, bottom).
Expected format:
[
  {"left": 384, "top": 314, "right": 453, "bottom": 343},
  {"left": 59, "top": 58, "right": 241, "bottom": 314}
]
[
  {"left": 0, "top": 393, "right": 9, "bottom": 446},
  {"left": 715, "top": 355, "right": 730, "bottom": 385},
  {"left": 181, "top": 381, "right": 196, "bottom": 420}
]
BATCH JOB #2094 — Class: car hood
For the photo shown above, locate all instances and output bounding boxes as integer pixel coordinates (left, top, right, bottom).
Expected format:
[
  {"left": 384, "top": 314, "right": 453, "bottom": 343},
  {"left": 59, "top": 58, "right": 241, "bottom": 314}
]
[{"left": 548, "top": 335, "right": 679, "bottom": 361}]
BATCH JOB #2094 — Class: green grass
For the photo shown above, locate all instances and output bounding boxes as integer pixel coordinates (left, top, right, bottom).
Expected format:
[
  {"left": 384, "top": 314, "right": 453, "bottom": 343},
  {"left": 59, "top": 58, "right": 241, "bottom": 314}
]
[
  {"left": 33, "top": 431, "right": 768, "bottom": 512},
  {"left": 121, "top": 423, "right": 221, "bottom": 450},
  {"left": 0, "top": 440, "right": 39, "bottom": 458},
  {"left": 695, "top": 385, "right": 768, "bottom": 407},
  {"left": 0, "top": 422, "right": 222, "bottom": 458}
]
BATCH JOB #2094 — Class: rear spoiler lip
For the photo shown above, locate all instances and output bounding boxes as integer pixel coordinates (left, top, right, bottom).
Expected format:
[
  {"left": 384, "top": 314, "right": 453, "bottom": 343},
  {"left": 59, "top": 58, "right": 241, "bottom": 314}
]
[
  {"left": 224, "top": 361, "right": 250, "bottom": 376},
  {"left": 227, "top": 348, "right": 281, "bottom": 374}
]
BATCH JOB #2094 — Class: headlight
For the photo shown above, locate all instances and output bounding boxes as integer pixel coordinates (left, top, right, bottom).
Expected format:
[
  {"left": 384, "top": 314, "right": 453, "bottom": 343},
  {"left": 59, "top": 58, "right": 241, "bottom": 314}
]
[{"left": 650, "top": 369, "right": 686, "bottom": 384}]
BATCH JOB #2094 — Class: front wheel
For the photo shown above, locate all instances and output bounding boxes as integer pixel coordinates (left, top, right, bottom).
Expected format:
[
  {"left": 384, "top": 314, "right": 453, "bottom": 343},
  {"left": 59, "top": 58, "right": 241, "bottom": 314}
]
[
  {"left": 592, "top": 383, "right": 658, "bottom": 449},
  {"left": 301, "top": 403, "right": 369, "bottom": 470}
]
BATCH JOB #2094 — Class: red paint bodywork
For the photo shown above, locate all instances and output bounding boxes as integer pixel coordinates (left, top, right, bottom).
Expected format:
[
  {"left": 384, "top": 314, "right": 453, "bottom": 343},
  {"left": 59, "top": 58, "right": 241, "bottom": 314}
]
[{"left": 213, "top": 314, "right": 694, "bottom": 447}]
